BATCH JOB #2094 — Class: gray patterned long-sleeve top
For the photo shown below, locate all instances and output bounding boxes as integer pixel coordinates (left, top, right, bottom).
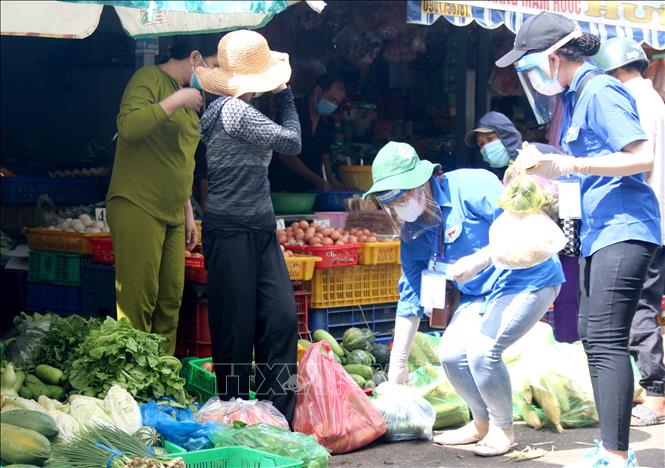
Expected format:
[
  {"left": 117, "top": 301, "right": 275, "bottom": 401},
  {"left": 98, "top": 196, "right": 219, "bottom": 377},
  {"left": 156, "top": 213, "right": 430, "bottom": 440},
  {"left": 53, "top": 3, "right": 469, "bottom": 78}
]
[{"left": 200, "top": 88, "right": 301, "bottom": 231}]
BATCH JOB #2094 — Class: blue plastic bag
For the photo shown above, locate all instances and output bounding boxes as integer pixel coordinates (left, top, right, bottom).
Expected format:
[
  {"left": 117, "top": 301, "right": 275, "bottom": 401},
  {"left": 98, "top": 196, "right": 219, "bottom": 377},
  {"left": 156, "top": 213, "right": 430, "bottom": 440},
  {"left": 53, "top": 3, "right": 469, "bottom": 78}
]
[{"left": 141, "top": 401, "right": 220, "bottom": 451}]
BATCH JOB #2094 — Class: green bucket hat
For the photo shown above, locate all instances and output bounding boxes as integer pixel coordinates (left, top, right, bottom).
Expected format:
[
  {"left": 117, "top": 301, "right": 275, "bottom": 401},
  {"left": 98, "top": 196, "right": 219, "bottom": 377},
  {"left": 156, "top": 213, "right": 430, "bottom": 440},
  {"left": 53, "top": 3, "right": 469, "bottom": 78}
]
[{"left": 364, "top": 141, "right": 440, "bottom": 199}]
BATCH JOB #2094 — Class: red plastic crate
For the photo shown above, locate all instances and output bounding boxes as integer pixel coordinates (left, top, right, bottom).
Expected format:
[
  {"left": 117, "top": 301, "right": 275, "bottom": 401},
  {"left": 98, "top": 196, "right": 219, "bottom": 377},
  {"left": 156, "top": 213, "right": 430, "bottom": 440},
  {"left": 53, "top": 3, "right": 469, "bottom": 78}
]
[
  {"left": 90, "top": 237, "right": 115, "bottom": 265},
  {"left": 175, "top": 292, "right": 211, "bottom": 358},
  {"left": 185, "top": 255, "right": 207, "bottom": 284},
  {"left": 286, "top": 243, "right": 361, "bottom": 269},
  {"left": 294, "top": 289, "right": 309, "bottom": 336}
]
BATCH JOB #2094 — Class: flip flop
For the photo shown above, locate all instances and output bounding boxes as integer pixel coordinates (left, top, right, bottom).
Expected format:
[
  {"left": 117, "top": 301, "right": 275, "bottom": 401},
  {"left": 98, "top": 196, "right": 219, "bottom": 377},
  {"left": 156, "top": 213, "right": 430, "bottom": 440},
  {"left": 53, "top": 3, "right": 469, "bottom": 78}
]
[
  {"left": 472, "top": 440, "right": 518, "bottom": 457},
  {"left": 630, "top": 404, "right": 665, "bottom": 427}
]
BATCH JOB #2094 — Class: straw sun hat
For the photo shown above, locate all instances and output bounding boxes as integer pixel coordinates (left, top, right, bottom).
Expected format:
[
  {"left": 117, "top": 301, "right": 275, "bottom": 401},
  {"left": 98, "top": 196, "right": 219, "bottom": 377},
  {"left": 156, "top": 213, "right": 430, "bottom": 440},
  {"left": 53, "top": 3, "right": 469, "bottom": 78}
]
[{"left": 196, "top": 29, "right": 291, "bottom": 97}]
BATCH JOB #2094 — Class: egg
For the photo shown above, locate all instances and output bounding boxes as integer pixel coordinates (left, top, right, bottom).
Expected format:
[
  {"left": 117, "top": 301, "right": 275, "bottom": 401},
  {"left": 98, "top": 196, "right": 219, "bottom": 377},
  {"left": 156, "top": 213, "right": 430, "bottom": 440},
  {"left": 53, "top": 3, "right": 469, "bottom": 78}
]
[
  {"left": 305, "top": 227, "right": 316, "bottom": 236},
  {"left": 321, "top": 228, "right": 333, "bottom": 237},
  {"left": 291, "top": 222, "right": 300, "bottom": 230},
  {"left": 295, "top": 231, "right": 305, "bottom": 241},
  {"left": 367, "top": 236, "right": 378, "bottom": 243},
  {"left": 299, "top": 220, "right": 309, "bottom": 230},
  {"left": 335, "top": 240, "right": 346, "bottom": 245},
  {"left": 322, "top": 237, "right": 334, "bottom": 246},
  {"left": 330, "top": 230, "right": 341, "bottom": 241},
  {"left": 348, "top": 236, "right": 358, "bottom": 243},
  {"left": 93, "top": 221, "right": 105, "bottom": 230},
  {"left": 47, "top": 225, "right": 56, "bottom": 231}
]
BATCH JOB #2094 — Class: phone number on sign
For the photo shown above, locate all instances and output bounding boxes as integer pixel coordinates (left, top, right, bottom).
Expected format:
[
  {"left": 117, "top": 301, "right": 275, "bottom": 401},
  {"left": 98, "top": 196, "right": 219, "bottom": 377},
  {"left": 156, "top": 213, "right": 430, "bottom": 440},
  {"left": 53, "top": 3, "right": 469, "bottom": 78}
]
[{"left": 421, "top": 1, "right": 472, "bottom": 17}]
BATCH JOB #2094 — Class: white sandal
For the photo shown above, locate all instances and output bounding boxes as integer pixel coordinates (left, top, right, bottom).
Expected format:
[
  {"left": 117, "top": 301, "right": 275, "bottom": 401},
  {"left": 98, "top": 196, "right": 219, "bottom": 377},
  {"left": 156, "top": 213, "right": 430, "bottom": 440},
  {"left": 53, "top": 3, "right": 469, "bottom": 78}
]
[{"left": 433, "top": 421, "right": 488, "bottom": 446}]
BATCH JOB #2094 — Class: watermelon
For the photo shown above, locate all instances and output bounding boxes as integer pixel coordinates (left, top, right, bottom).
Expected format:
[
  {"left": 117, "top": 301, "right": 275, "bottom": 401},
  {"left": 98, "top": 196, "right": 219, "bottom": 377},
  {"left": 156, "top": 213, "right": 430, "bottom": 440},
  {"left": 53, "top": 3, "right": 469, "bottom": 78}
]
[
  {"left": 342, "top": 327, "right": 377, "bottom": 351},
  {"left": 345, "top": 349, "right": 375, "bottom": 366},
  {"left": 370, "top": 344, "right": 391, "bottom": 366}
]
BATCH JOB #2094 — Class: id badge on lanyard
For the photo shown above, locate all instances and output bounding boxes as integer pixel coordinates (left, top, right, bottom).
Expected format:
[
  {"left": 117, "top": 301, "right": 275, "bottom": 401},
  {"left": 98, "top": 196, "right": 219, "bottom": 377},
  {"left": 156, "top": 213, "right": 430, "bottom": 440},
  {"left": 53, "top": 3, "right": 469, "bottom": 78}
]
[
  {"left": 558, "top": 176, "right": 582, "bottom": 219},
  {"left": 420, "top": 226, "right": 452, "bottom": 310}
]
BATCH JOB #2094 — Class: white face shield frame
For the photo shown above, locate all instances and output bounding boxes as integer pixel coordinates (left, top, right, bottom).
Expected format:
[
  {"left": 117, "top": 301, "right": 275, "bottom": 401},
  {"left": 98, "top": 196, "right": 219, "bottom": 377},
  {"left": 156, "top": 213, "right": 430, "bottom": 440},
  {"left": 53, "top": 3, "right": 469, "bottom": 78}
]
[
  {"left": 375, "top": 185, "right": 443, "bottom": 243},
  {"left": 514, "top": 27, "right": 583, "bottom": 125}
]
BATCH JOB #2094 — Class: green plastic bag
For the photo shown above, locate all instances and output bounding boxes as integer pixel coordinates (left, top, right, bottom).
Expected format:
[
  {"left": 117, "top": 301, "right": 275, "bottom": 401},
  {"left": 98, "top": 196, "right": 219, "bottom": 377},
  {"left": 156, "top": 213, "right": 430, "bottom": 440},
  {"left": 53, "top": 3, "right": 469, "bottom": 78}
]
[
  {"left": 407, "top": 366, "right": 470, "bottom": 429},
  {"left": 210, "top": 422, "right": 331, "bottom": 468}
]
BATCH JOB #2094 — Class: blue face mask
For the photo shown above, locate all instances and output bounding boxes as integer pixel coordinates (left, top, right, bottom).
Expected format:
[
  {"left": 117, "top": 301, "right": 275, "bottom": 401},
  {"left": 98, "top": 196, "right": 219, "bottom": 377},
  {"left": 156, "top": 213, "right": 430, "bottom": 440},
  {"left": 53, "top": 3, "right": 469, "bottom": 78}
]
[
  {"left": 481, "top": 139, "right": 511, "bottom": 168},
  {"left": 316, "top": 98, "right": 338, "bottom": 116},
  {"left": 190, "top": 73, "right": 203, "bottom": 91}
]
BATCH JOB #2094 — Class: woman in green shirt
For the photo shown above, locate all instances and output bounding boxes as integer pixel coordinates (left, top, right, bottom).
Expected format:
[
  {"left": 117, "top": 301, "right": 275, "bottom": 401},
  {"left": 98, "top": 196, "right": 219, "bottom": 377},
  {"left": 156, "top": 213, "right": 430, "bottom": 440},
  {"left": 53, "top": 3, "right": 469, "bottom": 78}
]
[{"left": 107, "top": 35, "right": 219, "bottom": 354}]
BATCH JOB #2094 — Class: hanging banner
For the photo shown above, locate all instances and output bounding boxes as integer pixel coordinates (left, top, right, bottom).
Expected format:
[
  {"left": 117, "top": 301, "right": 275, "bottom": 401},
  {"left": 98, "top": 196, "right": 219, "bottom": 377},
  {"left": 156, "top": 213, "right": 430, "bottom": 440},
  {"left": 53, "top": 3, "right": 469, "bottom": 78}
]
[{"left": 407, "top": 1, "right": 665, "bottom": 50}]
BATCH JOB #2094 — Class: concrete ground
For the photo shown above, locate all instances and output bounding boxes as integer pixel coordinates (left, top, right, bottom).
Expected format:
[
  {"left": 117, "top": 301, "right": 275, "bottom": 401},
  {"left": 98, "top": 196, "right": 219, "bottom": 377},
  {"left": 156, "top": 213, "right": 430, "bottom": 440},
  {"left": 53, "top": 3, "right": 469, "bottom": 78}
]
[{"left": 331, "top": 423, "right": 664, "bottom": 468}]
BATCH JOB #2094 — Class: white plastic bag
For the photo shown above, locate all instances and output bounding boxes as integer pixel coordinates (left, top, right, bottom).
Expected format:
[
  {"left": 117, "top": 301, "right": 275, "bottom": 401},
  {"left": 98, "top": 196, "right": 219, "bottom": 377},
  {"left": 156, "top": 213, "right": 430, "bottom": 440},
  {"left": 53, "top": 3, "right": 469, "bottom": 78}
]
[
  {"left": 489, "top": 211, "right": 566, "bottom": 269},
  {"left": 373, "top": 382, "right": 436, "bottom": 442}
]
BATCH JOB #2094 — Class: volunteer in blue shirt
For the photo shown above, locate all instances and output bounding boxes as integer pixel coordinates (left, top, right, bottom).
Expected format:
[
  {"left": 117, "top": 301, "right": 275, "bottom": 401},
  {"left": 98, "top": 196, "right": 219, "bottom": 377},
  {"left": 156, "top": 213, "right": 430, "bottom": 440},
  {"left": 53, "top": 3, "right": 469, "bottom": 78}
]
[
  {"left": 496, "top": 12, "right": 661, "bottom": 468},
  {"left": 364, "top": 141, "right": 564, "bottom": 457}
]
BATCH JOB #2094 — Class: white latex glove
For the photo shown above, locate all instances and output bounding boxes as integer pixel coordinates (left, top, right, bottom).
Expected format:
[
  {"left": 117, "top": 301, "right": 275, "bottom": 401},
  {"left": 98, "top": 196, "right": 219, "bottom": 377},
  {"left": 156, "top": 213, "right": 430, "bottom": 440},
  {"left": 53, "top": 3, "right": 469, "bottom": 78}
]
[
  {"left": 388, "top": 315, "right": 420, "bottom": 385},
  {"left": 521, "top": 154, "right": 580, "bottom": 179},
  {"left": 448, "top": 247, "right": 492, "bottom": 284}
]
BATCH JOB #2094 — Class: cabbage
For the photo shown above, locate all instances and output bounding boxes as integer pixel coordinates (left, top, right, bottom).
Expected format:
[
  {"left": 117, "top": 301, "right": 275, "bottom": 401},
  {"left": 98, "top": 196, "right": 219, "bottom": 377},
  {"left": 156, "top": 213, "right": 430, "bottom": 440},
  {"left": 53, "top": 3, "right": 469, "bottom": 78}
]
[{"left": 104, "top": 385, "right": 142, "bottom": 434}]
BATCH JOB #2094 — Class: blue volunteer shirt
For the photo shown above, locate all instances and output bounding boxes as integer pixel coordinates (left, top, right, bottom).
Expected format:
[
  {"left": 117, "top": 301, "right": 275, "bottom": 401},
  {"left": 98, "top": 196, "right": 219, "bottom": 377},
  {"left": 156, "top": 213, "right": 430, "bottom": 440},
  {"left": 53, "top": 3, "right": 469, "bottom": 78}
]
[
  {"left": 559, "top": 61, "right": 661, "bottom": 257},
  {"left": 397, "top": 169, "right": 565, "bottom": 317}
]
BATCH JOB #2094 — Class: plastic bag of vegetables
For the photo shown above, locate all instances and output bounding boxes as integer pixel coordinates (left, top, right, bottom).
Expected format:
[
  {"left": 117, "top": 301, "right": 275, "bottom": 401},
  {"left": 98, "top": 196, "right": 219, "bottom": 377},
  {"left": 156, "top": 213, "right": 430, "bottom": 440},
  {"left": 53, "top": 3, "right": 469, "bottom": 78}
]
[
  {"left": 141, "top": 400, "right": 218, "bottom": 452},
  {"left": 293, "top": 342, "right": 386, "bottom": 454},
  {"left": 210, "top": 421, "right": 331, "bottom": 468},
  {"left": 499, "top": 147, "right": 553, "bottom": 215},
  {"left": 407, "top": 366, "right": 470, "bottom": 429},
  {"left": 195, "top": 397, "right": 289, "bottom": 430},
  {"left": 489, "top": 210, "right": 566, "bottom": 269},
  {"left": 373, "top": 383, "right": 435, "bottom": 442}
]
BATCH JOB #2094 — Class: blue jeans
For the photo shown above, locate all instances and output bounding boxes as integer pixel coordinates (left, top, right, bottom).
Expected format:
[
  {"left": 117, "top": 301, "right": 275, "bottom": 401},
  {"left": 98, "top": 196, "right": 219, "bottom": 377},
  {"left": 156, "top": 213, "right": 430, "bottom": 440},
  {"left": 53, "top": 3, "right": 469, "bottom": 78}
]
[{"left": 438, "top": 286, "right": 561, "bottom": 428}]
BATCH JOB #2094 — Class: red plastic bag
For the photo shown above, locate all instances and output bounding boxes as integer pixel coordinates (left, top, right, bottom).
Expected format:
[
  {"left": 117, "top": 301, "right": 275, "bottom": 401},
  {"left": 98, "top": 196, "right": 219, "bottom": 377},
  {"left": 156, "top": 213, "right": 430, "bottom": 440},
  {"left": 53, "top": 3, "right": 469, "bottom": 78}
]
[{"left": 293, "top": 342, "right": 386, "bottom": 454}]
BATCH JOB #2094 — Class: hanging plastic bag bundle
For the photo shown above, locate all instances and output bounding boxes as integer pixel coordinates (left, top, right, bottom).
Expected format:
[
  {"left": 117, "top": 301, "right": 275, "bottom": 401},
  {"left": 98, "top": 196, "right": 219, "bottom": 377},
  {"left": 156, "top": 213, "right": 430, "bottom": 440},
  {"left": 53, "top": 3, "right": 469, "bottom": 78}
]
[
  {"left": 293, "top": 342, "right": 387, "bottom": 454},
  {"left": 194, "top": 397, "right": 289, "bottom": 430},
  {"left": 372, "top": 382, "right": 436, "bottom": 442}
]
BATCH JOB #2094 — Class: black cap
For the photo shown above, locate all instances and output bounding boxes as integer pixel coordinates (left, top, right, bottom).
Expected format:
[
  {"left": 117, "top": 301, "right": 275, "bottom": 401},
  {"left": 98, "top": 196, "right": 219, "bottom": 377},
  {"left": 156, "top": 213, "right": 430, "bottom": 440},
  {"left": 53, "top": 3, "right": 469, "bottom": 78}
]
[
  {"left": 496, "top": 12, "right": 577, "bottom": 68},
  {"left": 464, "top": 112, "right": 523, "bottom": 158}
]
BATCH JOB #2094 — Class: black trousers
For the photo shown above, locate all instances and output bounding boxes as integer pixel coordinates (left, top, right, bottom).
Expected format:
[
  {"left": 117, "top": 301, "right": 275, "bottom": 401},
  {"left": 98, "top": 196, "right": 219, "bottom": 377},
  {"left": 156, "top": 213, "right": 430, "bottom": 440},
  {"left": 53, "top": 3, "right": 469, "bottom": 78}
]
[
  {"left": 630, "top": 246, "right": 665, "bottom": 397},
  {"left": 203, "top": 229, "right": 298, "bottom": 422},
  {"left": 579, "top": 241, "right": 658, "bottom": 451}
]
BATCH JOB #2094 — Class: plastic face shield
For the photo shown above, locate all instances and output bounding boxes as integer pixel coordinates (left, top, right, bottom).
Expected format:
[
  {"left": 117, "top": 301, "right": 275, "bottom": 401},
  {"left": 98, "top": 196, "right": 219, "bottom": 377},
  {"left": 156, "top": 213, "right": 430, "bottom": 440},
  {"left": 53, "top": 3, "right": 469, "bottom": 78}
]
[
  {"left": 375, "top": 186, "right": 442, "bottom": 243},
  {"left": 514, "top": 27, "right": 583, "bottom": 125}
]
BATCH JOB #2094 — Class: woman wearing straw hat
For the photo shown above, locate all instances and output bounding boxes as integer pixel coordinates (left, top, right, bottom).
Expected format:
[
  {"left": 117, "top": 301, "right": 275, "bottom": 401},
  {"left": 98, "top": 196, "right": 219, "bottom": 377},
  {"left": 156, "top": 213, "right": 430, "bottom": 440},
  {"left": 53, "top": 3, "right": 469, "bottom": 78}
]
[
  {"left": 365, "top": 141, "right": 564, "bottom": 456},
  {"left": 107, "top": 35, "right": 219, "bottom": 355},
  {"left": 195, "top": 30, "right": 302, "bottom": 420}
]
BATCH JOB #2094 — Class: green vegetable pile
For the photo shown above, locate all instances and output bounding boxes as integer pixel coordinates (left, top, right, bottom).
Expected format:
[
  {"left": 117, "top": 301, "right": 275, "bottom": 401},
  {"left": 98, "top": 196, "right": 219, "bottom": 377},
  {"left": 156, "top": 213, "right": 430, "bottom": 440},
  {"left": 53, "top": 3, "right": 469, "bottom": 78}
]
[
  {"left": 33, "top": 314, "right": 101, "bottom": 376},
  {"left": 68, "top": 317, "right": 188, "bottom": 404}
]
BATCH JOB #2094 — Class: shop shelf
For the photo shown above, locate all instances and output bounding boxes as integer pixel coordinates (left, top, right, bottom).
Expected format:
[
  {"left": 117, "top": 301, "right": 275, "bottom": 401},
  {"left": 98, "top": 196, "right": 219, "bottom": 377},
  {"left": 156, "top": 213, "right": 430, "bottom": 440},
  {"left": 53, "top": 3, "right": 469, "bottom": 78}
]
[
  {"left": 90, "top": 237, "right": 114, "bottom": 264},
  {"left": 1, "top": 176, "right": 98, "bottom": 204},
  {"left": 284, "top": 255, "right": 321, "bottom": 281},
  {"left": 286, "top": 244, "right": 361, "bottom": 269},
  {"left": 28, "top": 251, "right": 91, "bottom": 286},
  {"left": 81, "top": 263, "right": 116, "bottom": 317},
  {"left": 185, "top": 255, "right": 207, "bottom": 284},
  {"left": 312, "top": 190, "right": 362, "bottom": 212},
  {"left": 358, "top": 241, "right": 401, "bottom": 265},
  {"left": 165, "top": 446, "right": 301, "bottom": 467},
  {"left": 26, "top": 228, "right": 109, "bottom": 255},
  {"left": 271, "top": 192, "right": 317, "bottom": 214},
  {"left": 26, "top": 281, "right": 81, "bottom": 316},
  {"left": 305, "top": 264, "right": 400, "bottom": 308}
]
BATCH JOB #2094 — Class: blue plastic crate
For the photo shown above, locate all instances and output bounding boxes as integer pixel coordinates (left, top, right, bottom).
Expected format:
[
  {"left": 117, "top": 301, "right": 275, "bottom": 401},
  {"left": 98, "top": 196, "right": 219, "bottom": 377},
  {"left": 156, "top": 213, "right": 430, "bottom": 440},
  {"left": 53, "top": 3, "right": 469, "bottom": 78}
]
[
  {"left": 309, "top": 303, "right": 398, "bottom": 340},
  {"left": 311, "top": 190, "right": 362, "bottom": 211},
  {"left": 26, "top": 281, "right": 82, "bottom": 316},
  {"left": 81, "top": 263, "right": 116, "bottom": 317},
  {"left": 1, "top": 176, "right": 98, "bottom": 204}
]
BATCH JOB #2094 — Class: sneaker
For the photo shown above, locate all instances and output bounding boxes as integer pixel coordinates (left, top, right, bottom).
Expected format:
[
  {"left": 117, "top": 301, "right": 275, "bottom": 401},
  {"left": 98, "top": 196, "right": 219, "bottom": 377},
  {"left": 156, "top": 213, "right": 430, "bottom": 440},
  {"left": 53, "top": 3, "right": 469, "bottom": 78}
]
[{"left": 564, "top": 440, "right": 639, "bottom": 468}]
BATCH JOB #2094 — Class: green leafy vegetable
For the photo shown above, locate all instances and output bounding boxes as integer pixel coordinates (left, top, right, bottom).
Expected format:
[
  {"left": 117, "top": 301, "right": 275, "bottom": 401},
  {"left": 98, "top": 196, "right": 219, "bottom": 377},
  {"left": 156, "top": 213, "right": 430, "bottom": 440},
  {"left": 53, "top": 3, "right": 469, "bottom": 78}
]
[
  {"left": 68, "top": 317, "right": 189, "bottom": 404},
  {"left": 33, "top": 315, "right": 101, "bottom": 375}
]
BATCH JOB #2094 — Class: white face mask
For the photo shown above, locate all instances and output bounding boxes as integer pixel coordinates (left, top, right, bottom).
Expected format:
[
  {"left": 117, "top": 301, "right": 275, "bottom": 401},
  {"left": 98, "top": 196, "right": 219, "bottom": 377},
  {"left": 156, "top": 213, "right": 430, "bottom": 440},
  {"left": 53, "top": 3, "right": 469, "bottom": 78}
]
[{"left": 394, "top": 196, "right": 424, "bottom": 222}]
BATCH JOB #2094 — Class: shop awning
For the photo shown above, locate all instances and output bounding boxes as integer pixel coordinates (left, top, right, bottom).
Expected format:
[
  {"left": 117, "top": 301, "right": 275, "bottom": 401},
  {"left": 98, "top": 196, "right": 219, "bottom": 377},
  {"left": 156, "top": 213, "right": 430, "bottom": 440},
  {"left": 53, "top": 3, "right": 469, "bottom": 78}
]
[
  {"left": 407, "top": 1, "right": 665, "bottom": 50},
  {"left": 0, "top": 0, "right": 325, "bottom": 39}
]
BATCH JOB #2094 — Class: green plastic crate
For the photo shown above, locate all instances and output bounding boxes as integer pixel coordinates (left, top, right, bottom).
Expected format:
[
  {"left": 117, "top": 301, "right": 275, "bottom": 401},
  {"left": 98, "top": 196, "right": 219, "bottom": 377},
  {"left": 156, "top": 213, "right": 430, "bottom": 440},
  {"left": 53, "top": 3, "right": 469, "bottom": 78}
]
[
  {"left": 186, "top": 358, "right": 255, "bottom": 403},
  {"left": 166, "top": 446, "right": 302, "bottom": 467},
  {"left": 28, "top": 251, "right": 91, "bottom": 286},
  {"left": 163, "top": 440, "right": 187, "bottom": 455}
]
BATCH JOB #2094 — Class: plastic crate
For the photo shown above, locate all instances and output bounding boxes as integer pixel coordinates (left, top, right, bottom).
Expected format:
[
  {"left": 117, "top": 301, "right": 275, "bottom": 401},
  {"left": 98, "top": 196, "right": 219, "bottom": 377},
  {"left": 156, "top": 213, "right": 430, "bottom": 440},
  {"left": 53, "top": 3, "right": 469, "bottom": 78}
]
[
  {"left": 286, "top": 244, "right": 361, "bottom": 269},
  {"left": 166, "top": 446, "right": 301, "bottom": 467},
  {"left": 312, "top": 190, "right": 362, "bottom": 211},
  {"left": 284, "top": 255, "right": 321, "bottom": 281},
  {"left": 81, "top": 263, "right": 116, "bottom": 317},
  {"left": 359, "top": 241, "right": 401, "bottom": 265},
  {"left": 306, "top": 264, "right": 400, "bottom": 308},
  {"left": 308, "top": 303, "right": 399, "bottom": 340},
  {"left": 1, "top": 176, "right": 98, "bottom": 204},
  {"left": 185, "top": 357, "right": 258, "bottom": 403},
  {"left": 28, "top": 251, "right": 91, "bottom": 286},
  {"left": 294, "top": 289, "right": 309, "bottom": 336},
  {"left": 26, "top": 281, "right": 81, "bottom": 316},
  {"left": 26, "top": 229, "right": 109, "bottom": 255},
  {"left": 176, "top": 292, "right": 211, "bottom": 358},
  {"left": 163, "top": 440, "right": 187, "bottom": 455},
  {"left": 185, "top": 255, "right": 207, "bottom": 284},
  {"left": 90, "top": 237, "right": 115, "bottom": 264}
]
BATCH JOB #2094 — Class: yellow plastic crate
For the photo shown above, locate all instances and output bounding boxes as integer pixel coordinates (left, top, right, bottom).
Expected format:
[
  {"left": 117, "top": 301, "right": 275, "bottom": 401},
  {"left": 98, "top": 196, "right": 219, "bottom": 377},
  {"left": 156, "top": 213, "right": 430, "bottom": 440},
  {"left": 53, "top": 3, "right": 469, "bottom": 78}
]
[
  {"left": 26, "top": 228, "right": 110, "bottom": 255},
  {"left": 359, "top": 241, "right": 401, "bottom": 265},
  {"left": 307, "top": 264, "right": 401, "bottom": 308},
  {"left": 285, "top": 255, "right": 322, "bottom": 281}
]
